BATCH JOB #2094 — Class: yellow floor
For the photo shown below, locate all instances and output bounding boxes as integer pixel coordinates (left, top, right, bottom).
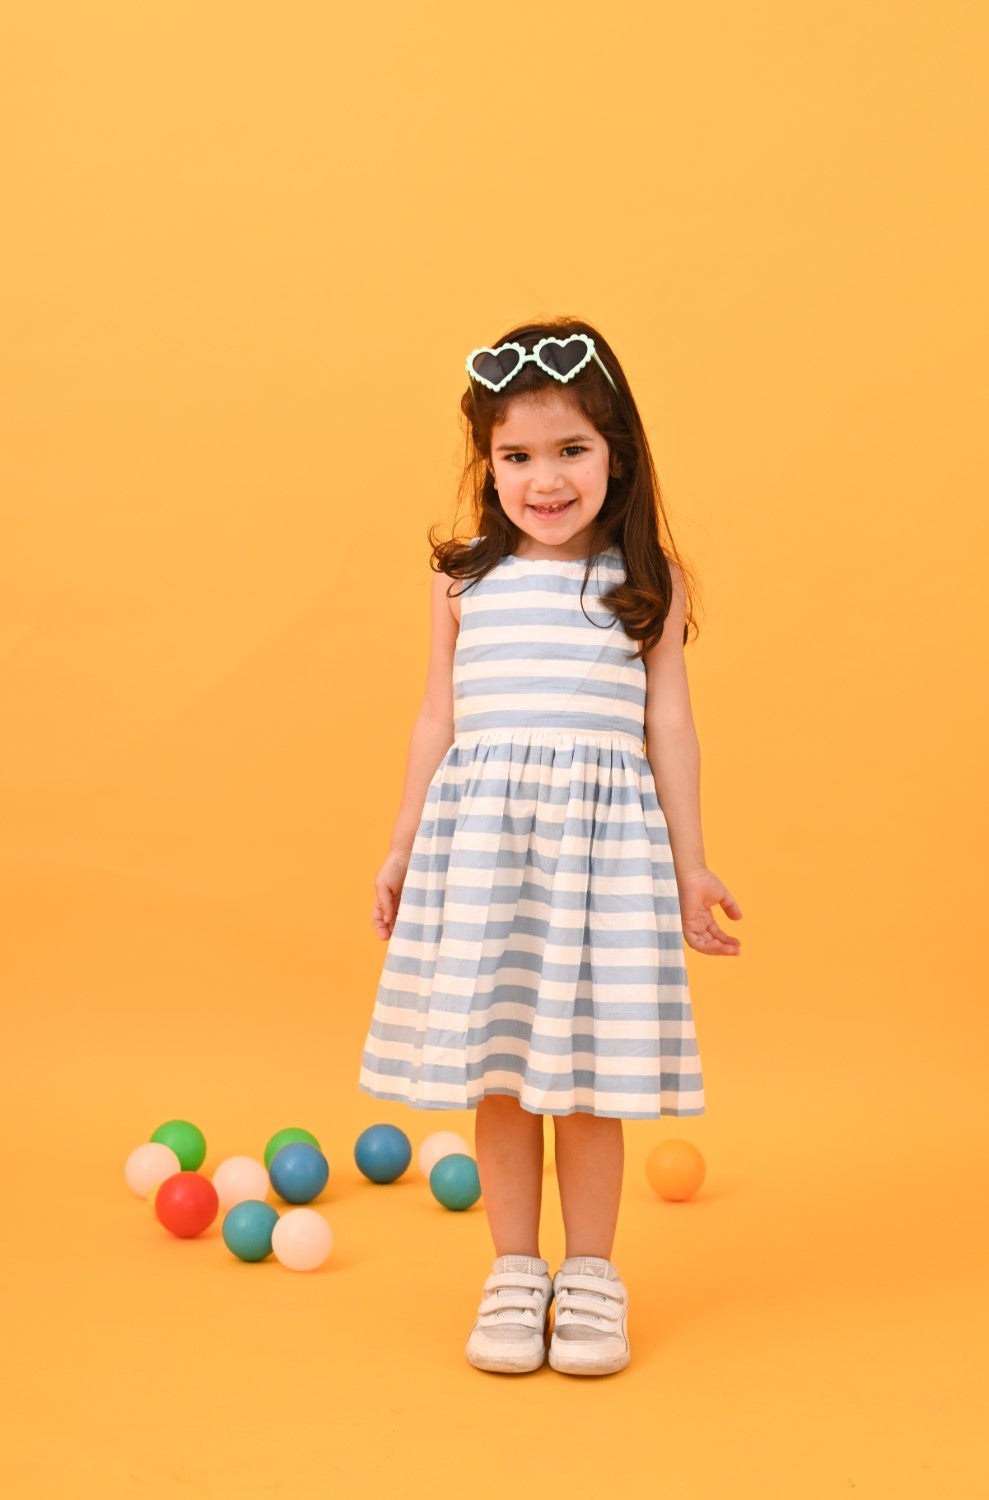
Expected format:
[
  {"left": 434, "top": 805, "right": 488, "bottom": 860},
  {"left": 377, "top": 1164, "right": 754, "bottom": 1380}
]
[{"left": 4, "top": 871, "right": 984, "bottom": 1499}]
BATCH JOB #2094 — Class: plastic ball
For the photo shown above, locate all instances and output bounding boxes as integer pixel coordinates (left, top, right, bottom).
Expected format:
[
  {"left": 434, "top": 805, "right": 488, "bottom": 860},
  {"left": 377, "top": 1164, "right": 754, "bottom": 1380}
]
[
  {"left": 354, "top": 1124, "right": 412, "bottom": 1184},
  {"left": 124, "top": 1142, "right": 181, "bottom": 1197},
  {"left": 645, "top": 1139, "right": 706, "bottom": 1201},
  {"left": 271, "top": 1208, "right": 333, "bottom": 1271},
  {"left": 417, "top": 1130, "right": 472, "bottom": 1181},
  {"left": 212, "top": 1155, "right": 270, "bottom": 1210},
  {"left": 264, "top": 1127, "right": 321, "bottom": 1170},
  {"left": 269, "top": 1142, "right": 330, "bottom": 1204},
  {"left": 150, "top": 1120, "right": 207, "bottom": 1172},
  {"left": 155, "top": 1171, "right": 219, "bottom": 1237},
  {"left": 222, "top": 1200, "right": 280, "bottom": 1262},
  {"left": 429, "top": 1153, "right": 481, "bottom": 1211}
]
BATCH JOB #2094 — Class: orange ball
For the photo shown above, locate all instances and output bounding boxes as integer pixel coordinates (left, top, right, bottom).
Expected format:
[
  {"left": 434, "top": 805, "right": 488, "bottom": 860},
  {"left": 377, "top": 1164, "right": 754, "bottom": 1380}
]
[{"left": 645, "top": 1139, "right": 706, "bottom": 1201}]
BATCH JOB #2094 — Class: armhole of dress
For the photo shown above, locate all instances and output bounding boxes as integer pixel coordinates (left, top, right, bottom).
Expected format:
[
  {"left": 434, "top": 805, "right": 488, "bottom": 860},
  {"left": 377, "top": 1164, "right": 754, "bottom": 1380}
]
[{"left": 456, "top": 536, "right": 484, "bottom": 625}]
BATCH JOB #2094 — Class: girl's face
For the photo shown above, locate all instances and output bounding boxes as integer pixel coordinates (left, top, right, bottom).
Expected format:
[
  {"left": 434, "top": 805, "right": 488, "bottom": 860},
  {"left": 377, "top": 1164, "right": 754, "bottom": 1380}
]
[{"left": 488, "top": 389, "right": 613, "bottom": 558}]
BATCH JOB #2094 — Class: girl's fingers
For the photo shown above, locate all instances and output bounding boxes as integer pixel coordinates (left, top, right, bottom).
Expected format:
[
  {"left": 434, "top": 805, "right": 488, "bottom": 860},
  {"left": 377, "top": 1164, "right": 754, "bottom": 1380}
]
[
  {"left": 691, "top": 938, "right": 740, "bottom": 955},
  {"left": 685, "top": 920, "right": 741, "bottom": 955}
]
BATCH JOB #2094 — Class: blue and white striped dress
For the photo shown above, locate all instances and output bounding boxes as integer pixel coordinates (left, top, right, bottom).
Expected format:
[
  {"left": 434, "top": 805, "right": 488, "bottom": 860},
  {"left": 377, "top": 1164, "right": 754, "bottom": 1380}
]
[{"left": 358, "top": 544, "right": 705, "bottom": 1119}]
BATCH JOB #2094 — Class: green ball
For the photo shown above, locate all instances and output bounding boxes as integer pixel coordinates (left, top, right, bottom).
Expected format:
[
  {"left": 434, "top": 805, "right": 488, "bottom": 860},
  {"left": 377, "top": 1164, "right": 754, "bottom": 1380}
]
[
  {"left": 264, "top": 1127, "right": 321, "bottom": 1170},
  {"left": 150, "top": 1119, "right": 206, "bottom": 1172},
  {"left": 429, "top": 1153, "right": 482, "bottom": 1211}
]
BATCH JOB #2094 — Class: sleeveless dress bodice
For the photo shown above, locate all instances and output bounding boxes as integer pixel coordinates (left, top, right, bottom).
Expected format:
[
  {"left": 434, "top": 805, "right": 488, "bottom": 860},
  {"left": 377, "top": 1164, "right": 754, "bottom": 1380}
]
[{"left": 452, "top": 547, "right": 645, "bottom": 746}]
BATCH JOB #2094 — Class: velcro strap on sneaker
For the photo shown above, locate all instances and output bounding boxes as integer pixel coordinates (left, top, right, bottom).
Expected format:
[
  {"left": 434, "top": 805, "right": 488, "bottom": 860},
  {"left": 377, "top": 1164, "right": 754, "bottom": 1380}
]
[
  {"left": 477, "top": 1271, "right": 551, "bottom": 1326},
  {"left": 478, "top": 1299, "right": 544, "bottom": 1327},
  {"left": 554, "top": 1277, "right": 625, "bottom": 1328},
  {"left": 556, "top": 1273, "right": 625, "bottom": 1300},
  {"left": 483, "top": 1271, "right": 551, "bottom": 1295}
]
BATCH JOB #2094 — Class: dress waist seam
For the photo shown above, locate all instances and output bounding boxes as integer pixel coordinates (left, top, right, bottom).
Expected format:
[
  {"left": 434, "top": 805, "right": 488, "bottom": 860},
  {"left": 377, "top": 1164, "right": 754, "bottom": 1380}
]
[{"left": 453, "top": 727, "right": 645, "bottom": 753}]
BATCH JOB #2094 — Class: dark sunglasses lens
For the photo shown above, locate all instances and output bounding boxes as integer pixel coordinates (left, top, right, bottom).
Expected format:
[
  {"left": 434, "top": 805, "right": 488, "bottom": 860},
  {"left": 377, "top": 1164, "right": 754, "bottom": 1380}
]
[
  {"left": 537, "top": 338, "right": 591, "bottom": 378},
  {"left": 473, "top": 348, "right": 523, "bottom": 387}
]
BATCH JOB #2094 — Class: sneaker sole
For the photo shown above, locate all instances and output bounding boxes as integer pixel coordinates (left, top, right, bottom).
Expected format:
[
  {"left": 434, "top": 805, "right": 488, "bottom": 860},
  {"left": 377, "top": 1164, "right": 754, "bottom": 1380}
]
[
  {"left": 548, "top": 1345, "right": 630, "bottom": 1376},
  {"left": 465, "top": 1345, "right": 548, "bottom": 1374}
]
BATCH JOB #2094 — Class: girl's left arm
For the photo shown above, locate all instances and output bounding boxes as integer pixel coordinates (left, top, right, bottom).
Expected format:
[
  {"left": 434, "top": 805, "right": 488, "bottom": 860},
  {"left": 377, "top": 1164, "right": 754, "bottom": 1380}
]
[{"left": 643, "top": 564, "right": 742, "bottom": 956}]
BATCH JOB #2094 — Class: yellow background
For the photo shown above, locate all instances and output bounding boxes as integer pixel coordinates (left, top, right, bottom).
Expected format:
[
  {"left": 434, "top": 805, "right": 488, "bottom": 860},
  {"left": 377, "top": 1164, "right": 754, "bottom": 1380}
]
[{"left": 3, "top": 2, "right": 986, "bottom": 1495}]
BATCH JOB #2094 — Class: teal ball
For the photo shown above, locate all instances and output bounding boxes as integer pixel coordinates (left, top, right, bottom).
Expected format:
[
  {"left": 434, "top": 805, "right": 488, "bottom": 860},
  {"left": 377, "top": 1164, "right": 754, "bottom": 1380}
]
[
  {"left": 429, "top": 1153, "right": 481, "bottom": 1211},
  {"left": 222, "top": 1200, "right": 280, "bottom": 1262}
]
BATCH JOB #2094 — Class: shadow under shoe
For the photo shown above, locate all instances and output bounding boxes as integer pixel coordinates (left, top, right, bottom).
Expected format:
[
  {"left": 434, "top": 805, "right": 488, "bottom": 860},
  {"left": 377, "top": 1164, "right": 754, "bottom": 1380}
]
[{"left": 465, "top": 1255, "right": 554, "bottom": 1374}]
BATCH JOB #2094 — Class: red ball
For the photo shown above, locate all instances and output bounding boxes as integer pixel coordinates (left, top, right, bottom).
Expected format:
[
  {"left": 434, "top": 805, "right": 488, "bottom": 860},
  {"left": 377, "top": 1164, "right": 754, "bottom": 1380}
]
[{"left": 155, "top": 1171, "right": 219, "bottom": 1237}]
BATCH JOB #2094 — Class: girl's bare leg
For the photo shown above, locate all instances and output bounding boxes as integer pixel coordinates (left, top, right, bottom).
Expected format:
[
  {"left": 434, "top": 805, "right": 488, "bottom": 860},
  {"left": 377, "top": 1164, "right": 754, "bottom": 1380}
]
[
  {"left": 553, "top": 1113, "right": 624, "bottom": 1259},
  {"left": 474, "top": 1094, "right": 545, "bottom": 1257}
]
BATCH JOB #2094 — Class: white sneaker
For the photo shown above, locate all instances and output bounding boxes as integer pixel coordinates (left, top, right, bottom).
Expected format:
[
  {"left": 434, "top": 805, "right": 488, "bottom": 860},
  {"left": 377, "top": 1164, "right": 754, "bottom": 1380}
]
[
  {"left": 465, "top": 1255, "right": 554, "bottom": 1373},
  {"left": 548, "top": 1256, "right": 630, "bottom": 1375}
]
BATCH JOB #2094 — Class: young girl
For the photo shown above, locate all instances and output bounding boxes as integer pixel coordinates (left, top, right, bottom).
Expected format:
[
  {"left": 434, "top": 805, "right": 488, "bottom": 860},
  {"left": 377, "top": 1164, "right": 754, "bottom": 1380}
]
[{"left": 359, "top": 317, "right": 741, "bottom": 1377}]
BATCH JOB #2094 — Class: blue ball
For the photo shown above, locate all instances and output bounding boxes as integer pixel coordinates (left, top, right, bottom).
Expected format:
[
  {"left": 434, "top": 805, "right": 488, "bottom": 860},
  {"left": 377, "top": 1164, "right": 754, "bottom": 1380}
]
[
  {"left": 222, "top": 1200, "right": 280, "bottom": 1262},
  {"left": 354, "top": 1123, "right": 412, "bottom": 1184},
  {"left": 429, "top": 1153, "right": 481, "bottom": 1211},
  {"left": 269, "top": 1142, "right": 330, "bottom": 1204}
]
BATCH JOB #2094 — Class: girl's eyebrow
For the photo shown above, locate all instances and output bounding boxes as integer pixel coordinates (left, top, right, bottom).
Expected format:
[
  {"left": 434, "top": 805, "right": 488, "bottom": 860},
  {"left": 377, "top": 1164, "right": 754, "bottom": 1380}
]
[{"left": 494, "top": 433, "right": 595, "bottom": 452}]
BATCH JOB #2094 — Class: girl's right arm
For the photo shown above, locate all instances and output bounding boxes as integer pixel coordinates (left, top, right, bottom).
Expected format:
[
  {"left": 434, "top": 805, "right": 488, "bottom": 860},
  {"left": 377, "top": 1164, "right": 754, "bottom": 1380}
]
[{"left": 372, "top": 568, "right": 458, "bottom": 940}]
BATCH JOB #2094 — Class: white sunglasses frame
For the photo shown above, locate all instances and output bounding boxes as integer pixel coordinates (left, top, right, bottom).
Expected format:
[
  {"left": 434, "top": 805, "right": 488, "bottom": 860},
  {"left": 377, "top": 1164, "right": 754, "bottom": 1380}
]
[{"left": 466, "top": 334, "right": 618, "bottom": 394}]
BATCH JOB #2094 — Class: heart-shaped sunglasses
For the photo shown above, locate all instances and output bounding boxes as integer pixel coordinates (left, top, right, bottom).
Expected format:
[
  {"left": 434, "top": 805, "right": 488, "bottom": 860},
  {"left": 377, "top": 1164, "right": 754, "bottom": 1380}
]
[{"left": 466, "top": 334, "right": 617, "bottom": 394}]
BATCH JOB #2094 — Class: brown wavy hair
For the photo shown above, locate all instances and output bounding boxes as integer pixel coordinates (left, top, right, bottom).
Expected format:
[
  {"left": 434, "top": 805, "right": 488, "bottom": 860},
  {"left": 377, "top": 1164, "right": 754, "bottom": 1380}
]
[{"left": 428, "top": 314, "right": 700, "bottom": 656}]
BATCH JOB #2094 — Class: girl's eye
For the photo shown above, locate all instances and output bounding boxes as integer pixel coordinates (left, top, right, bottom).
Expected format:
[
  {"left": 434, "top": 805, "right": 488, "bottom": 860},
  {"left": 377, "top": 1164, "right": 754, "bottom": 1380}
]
[{"left": 502, "top": 446, "right": 586, "bottom": 464}]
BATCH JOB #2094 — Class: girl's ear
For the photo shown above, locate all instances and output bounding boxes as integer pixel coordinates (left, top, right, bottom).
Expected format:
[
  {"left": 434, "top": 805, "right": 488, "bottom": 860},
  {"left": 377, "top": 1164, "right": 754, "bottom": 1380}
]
[{"left": 610, "top": 454, "right": 623, "bottom": 478}]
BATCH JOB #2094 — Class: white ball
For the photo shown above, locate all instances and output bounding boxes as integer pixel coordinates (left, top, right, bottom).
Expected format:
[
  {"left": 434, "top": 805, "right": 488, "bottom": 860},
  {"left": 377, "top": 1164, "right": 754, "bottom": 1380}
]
[
  {"left": 417, "top": 1131, "right": 472, "bottom": 1181},
  {"left": 124, "top": 1142, "right": 181, "bottom": 1197},
  {"left": 271, "top": 1208, "right": 333, "bottom": 1271},
  {"left": 212, "top": 1155, "right": 270, "bottom": 1210}
]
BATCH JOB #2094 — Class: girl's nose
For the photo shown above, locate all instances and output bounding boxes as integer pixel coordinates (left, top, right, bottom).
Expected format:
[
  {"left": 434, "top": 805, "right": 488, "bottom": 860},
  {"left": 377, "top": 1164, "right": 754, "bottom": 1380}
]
[{"left": 531, "top": 462, "right": 566, "bottom": 493}]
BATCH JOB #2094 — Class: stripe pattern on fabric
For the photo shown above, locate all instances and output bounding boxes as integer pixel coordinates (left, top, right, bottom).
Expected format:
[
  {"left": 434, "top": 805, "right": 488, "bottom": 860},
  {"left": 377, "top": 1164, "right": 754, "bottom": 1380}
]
[{"left": 358, "top": 546, "right": 705, "bottom": 1119}]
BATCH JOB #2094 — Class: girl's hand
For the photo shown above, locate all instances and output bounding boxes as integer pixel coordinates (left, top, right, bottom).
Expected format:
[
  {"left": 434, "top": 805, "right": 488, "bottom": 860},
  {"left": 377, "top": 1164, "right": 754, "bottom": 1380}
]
[
  {"left": 372, "top": 851, "right": 412, "bottom": 940},
  {"left": 676, "top": 867, "right": 742, "bottom": 956}
]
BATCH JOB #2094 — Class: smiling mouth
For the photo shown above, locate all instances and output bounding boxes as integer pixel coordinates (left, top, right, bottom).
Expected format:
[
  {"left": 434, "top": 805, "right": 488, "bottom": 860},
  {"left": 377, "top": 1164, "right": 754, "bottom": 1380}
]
[{"left": 529, "top": 500, "right": 576, "bottom": 517}]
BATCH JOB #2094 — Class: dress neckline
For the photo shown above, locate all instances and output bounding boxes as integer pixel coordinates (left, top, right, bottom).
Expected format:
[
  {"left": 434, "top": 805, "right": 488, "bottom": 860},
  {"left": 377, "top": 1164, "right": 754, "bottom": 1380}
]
[{"left": 509, "top": 546, "right": 614, "bottom": 565}]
